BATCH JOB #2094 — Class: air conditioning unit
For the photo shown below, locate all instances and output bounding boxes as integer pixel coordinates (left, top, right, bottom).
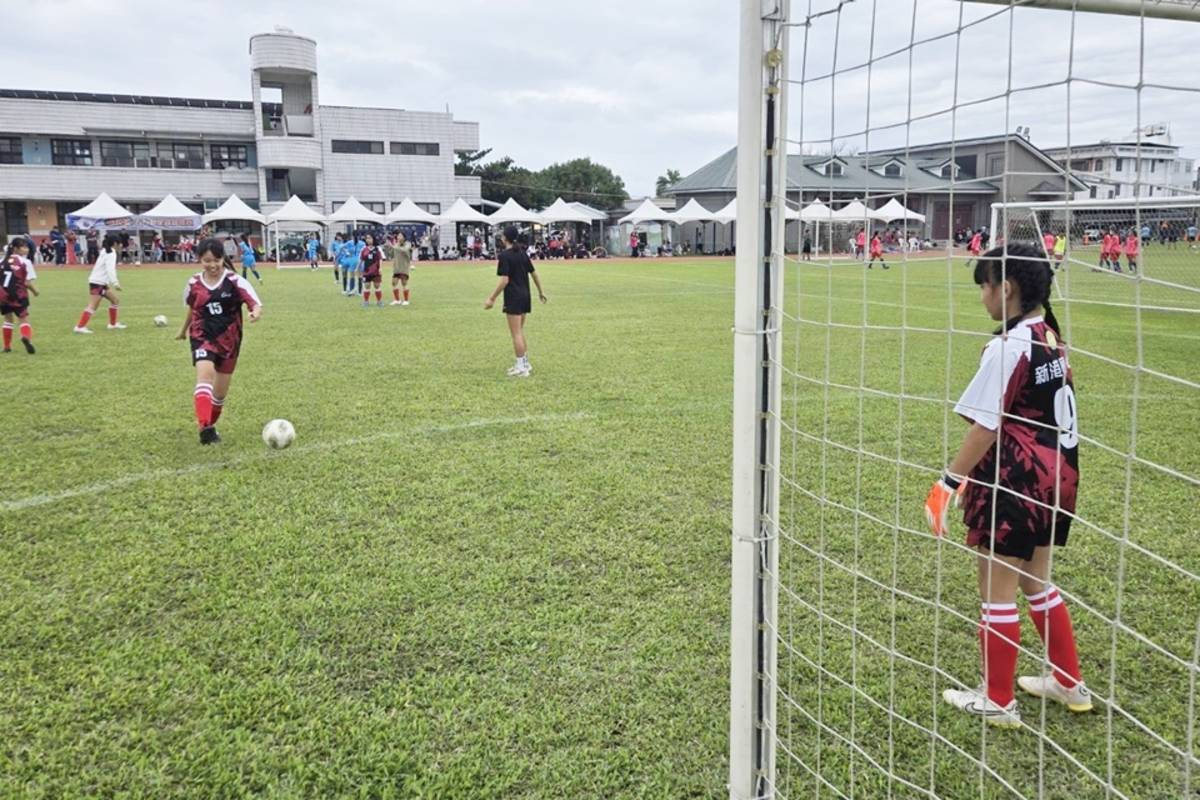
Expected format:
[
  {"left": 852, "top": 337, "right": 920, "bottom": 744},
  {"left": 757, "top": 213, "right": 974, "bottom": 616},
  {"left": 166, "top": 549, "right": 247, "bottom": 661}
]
[{"left": 135, "top": 158, "right": 151, "bottom": 168}]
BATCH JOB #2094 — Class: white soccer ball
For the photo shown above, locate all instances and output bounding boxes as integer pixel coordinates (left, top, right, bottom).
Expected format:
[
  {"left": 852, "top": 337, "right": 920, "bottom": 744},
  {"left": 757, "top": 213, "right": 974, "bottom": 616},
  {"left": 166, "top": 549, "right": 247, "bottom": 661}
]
[
  {"left": 262, "top": 419, "right": 296, "bottom": 449},
  {"left": 153, "top": 315, "right": 168, "bottom": 327}
]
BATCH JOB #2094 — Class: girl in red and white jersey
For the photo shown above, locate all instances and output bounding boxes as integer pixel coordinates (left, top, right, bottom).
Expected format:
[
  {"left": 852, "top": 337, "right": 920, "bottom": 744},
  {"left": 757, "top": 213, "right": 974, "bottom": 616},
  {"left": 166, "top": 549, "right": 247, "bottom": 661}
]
[
  {"left": 359, "top": 232, "right": 385, "bottom": 307},
  {"left": 176, "top": 238, "right": 263, "bottom": 445},
  {"left": 926, "top": 242, "right": 1088, "bottom": 727},
  {"left": 73, "top": 234, "right": 124, "bottom": 334},
  {"left": 1, "top": 237, "right": 39, "bottom": 354}
]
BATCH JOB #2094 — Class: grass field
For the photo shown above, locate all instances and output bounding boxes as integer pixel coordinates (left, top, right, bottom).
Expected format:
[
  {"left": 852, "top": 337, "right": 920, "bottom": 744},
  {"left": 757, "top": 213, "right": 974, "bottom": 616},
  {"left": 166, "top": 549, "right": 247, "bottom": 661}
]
[{"left": 1, "top": 250, "right": 1196, "bottom": 799}]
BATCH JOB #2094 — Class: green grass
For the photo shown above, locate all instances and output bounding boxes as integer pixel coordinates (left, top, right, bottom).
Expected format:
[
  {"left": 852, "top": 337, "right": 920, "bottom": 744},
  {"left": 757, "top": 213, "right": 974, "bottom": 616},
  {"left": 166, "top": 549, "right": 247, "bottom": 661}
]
[{"left": 1, "top": 250, "right": 1197, "bottom": 799}]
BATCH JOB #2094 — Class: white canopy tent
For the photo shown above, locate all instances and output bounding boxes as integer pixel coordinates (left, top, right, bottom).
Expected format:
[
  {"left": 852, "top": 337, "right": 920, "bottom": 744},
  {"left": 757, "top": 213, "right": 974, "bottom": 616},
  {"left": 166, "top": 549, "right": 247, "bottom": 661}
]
[
  {"left": 488, "top": 197, "right": 545, "bottom": 225},
  {"left": 712, "top": 197, "right": 738, "bottom": 224},
  {"left": 797, "top": 198, "right": 836, "bottom": 254},
  {"left": 618, "top": 198, "right": 677, "bottom": 225},
  {"left": 202, "top": 194, "right": 266, "bottom": 226},
  {"left": 267, "top": 195, "right": 328, "bottom": 266},
  {"left": 441, "top": 197, "right": 491, "bottom": 224},
  {"left": 539, "top": 197, "right": 595, "bottom": 224},
  {"left": 141, "top": 194, "right": 202, "bottom": 230},
  {"left": 567, "top": 202, "right": 608, "bottom": 222},
  {"left": 329, "top": 196, "right": 387, "bottom": 226},
  {"left": 831, "top": 198, "right": 890, "bottom": 223},
  {"left": 875, "top": 197, "right": 926, "bottom": 223},
  {"left": 65, "top": 193, "right": 136, "bottom": 231},
  {"left": 671, "top": 198, "right": 717, "bottom": 224},
  {"left": 385, "top": 198, "right": 441, "bottom": 225}
]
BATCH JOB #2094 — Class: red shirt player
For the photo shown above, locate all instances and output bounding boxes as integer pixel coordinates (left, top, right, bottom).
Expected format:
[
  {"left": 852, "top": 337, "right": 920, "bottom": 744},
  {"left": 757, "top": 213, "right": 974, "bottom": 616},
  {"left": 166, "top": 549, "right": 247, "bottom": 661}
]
[
  {"left": 1042, "top": 231, "right": 1056, "bottom": 259},
  {"left": 176, "top": 238, "right": 263, "bottom": 445},
  {"left": 359, "top": 233, "right": 385, "bottom": 307},
  {"left": 968, "top": 230, "right": 983, "bottom": 256},
  {"left": 1124, "top": 230, "right": 1139, "bottom": 272},
  {"left": 0, "top": 237, "right": 38, "bottom": 354},
  {"left": 927, "top": 242, "right": 1087, "bottom": 728},
  {"left": 855, "top": 228, "right": 867, "bottom": 259},
  {"left": 866, "top": 233, "right": 888, "bottom": 270}
]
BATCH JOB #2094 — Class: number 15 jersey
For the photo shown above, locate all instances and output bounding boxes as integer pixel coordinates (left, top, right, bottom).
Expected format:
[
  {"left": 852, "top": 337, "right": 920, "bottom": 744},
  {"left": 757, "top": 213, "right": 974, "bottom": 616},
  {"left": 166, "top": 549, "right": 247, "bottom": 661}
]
[
  {"left": 184, "top": 269, "right": 262, "bottom": 356},
  {"left": 953, "top": 315, "right": 1080, "bottom": 541}
]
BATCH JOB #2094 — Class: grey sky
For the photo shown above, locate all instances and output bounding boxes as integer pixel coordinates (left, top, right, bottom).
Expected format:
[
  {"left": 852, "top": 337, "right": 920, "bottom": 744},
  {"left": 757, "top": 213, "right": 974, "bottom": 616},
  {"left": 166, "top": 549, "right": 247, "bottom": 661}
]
[{"left": 7, "top": 0, "right": 1199, "bottom": 199}]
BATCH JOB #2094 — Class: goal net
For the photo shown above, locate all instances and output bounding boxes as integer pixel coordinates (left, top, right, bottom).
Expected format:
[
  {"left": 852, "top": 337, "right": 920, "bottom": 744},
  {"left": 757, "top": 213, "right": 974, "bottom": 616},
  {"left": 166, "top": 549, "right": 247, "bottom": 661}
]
[{"left": 730, "top": 2, "right": 1200, "bottom": 800}]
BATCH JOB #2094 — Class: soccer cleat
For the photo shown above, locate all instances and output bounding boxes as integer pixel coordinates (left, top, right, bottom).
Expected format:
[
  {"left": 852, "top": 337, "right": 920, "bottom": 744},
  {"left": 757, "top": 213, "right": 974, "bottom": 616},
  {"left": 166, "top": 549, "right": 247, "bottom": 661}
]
[
  {"left": 21, "top": 337, "right": 34, "bottom": 354},
  {"left": 73, "top": 326, "right": 94, "bottom": 334},
  {"left": 942, "top": 686, "right": 1021, "bottom": 728},
  {"left": 1018, "top": 674, "right": 1093, "bottom": 712},
  {"left": 390, "top": 300, "right": 403, "bottom": 306},
  {"left": 377, "top": 301, "right": 384, "bottom": 307},
  {"left": 402, "top": 300, "right": 410, "bottom": 306},
  {"left": 1, "top": 348, "right": 10, "bottom": 353},
  {"left": 199, "top": 426, "right": 221, "bottom": 445},
  {"left": 362, "top": 301, "right": 370, "bottom": 308},
  {"left": 107, "top": 323, "right": 127, "bottom": 330}
]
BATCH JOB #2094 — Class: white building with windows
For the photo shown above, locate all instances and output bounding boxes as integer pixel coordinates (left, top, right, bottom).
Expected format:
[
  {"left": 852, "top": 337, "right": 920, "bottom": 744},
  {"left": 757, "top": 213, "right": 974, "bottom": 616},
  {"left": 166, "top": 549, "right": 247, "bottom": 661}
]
[
  {"left": 0, "top": 27, "right": 480, "bottom": 242},
  {"left": 1042, "top": 129, "right": 1196, "bottom": 201}
]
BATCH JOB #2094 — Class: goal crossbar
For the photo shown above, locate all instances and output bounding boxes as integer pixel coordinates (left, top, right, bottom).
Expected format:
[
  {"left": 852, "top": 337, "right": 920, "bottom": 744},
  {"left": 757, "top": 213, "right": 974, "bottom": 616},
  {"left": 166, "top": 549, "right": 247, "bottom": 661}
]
[{"left": 966, "top": 0, "right": 1200, "bottom": 22}]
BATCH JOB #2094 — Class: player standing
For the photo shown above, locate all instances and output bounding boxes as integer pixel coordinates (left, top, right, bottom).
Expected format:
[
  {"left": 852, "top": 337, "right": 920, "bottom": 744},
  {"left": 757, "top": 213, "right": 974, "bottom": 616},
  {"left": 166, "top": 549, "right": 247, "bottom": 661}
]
[
  {"left": 1124, "top": 228, "right": 1139, "bottom": 272},
  {"left": 484, "top": 226, "right": 547, "bottom": 377},
  {"left": 340, "top": 234, "right": 361, "bottom": 296},
  {"left": 239, "top": 234, "right": 263, "bottom": 283},
  {"left": 73, "top": 234, "right": 125, "bottom": 334},
  {"left": 306, "top": 235, "right": 320, "bottom": 270},
  {"left": 855, "top": 228, "right": 866, "bottom": 260},
  {"left": 360, "top": 233, "right": 384, "bottom": 307},
  {"left": 1053, "top": 233, "right": 1066, "bottom": 269},
  {"left": 330, "top": 233, "right": 344, "bottom": 284},
  {"left": 1042, "top": 230, "right": 1056, "bottom": 261},
  {"left": 1, "top": 237, "right": 38, "bottom": 354},
  {"left": 926, "top": 242, "right": 1088, "bottom": 727},
  {"left": 866, "top": 232, "right": 888, "bottom": 269},
  {"left": 391, "top": 232, "right": 413, "bottom": 305},
  {"left": 176, "top": 238, "right": 263, "bottom": 445}
]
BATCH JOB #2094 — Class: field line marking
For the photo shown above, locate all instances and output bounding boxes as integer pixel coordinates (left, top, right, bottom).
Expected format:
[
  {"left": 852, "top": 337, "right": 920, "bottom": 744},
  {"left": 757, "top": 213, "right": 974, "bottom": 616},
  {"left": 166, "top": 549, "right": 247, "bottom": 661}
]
[{"left": 2, "top": 411, "right": 593, "bottom": 512}]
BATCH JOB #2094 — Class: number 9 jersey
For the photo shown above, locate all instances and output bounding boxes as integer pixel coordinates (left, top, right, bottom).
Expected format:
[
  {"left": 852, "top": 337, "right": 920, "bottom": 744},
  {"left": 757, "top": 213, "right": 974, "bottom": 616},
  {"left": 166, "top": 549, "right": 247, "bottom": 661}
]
[
  {"left": 952, "top": 315, "right": 1080, "bottom": 560},
  {"left": 184, "top": 269, "right": 263, "bottom": 373}
]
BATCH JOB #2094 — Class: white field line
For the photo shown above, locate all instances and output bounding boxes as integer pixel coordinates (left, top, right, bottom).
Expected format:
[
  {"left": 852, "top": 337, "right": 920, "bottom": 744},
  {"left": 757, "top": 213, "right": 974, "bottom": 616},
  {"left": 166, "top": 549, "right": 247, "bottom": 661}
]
[{"left": 3, "top": 411, "right": 593, "bottom": 512}]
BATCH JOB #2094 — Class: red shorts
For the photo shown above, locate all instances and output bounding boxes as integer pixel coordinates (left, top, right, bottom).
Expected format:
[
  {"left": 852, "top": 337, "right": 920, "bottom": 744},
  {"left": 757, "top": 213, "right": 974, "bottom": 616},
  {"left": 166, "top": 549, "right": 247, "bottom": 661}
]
[
  {"left": 190, "top": 338, "right": 240, "bottom": 374},
  {"left": 0, "top": 300, "right": 29, "bottom": 318}
]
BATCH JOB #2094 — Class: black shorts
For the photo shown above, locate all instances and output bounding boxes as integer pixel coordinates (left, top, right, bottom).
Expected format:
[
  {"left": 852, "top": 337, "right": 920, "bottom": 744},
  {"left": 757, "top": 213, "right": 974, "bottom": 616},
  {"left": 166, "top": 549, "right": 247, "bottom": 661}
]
[
  {"left": 89, "top": 283, "right": 110, "bottom": 297},
  {"left": 190, "top": 338, "right": 241, "bottom": 375},
  {"left": 503, "top": 292, "right": 532, "bottom": 315},
  {"left": 0, "top": 299, "right": 29, "bottom": 318},
  {"left": 362, "top": 272, "right": 381, "bottom": 284},
  {"left": 967, "top": 518, "right": 1070, "bottom": 561}
]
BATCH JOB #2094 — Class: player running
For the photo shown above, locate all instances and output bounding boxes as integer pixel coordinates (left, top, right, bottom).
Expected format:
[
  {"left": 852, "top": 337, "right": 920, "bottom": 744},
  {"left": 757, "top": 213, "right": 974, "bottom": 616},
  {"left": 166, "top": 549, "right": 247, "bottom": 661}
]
[
  {"left": 360, "top": 233, "right": 385, "bottom": 307},
  {"left": 925, "top": 242, "right": 1087, "bottom": 728},
  {"left": 1, "top": 237, "right": 38, "bottom": 354},
  {"left": 176, "top": 238, "right": 263, "bottom": 445},
  {"left": 1124, "top": 228, "right": 1139, "bottom": 272},
  {"left": 73, "top": 234, "right": 124, "bottom": 334},
  {"left": 391, "top": 233, "right": 413, "bottom": 305},
  {"left": 866, "top": 232, "right": 888, "bottom": 270},
  {"left": 239, "top": 234, "right": 263, "bottom": 283},
  {"left": 484, "top": 226, "right": 547, "bottom": 377},
  {"left": 968, "top": 229, "right": 983, "bottom": 257},
  {"left": 306, "top": 235, "right": 320, "bottom": 270}
]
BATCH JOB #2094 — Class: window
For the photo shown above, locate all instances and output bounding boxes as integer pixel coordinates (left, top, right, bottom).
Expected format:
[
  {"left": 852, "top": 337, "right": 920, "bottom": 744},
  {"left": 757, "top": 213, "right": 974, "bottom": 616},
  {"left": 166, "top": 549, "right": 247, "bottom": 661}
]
[
  {"left": 415, "top": 201, "right": 441, "bottom": 214},
  {"left": 363, "top": 202, "right": 386, "bottom": 214},
  {"left": 100, "top": 140, "right": 151, "bottom": 168},
  {"left": 51, "top": 138, "right": 93, "bottom": 166},
  {"left": 1089, "top": 185, "right": 1098, "bottom": 199},
  {"left": 2, "top": 201, "right": 28, "bottom": 235},
  {"left": 940, "top": 163, "right": 956, "bottom": 178},
  {"left": 1114, "top": 184, "right": 1121, "bottom": 197},
  {"left": 0, "top": 136, "right": 20, "bottom": 164},
  {"left": 155, "top": 142, "right": 204, "bottom": 169},
  {"left": 1150, "top": 159, "right": 1156, "bottom": 173},
  {"left": 211, "top": 144, "right": 249, "bottom": 169},
  {"left": 390, "top": 141, "right": 440, "bottom": 156},
  {"left": 987, "top": 155, "right": 1005, "bottom": 175},
  {"left": 882, "top": 162, "right": 902, "bottom": 177},
  {"left": 1115, "top": 158, "right": 1123, "bottom": 172},
  {"left": 1069, "top": 159, "right": 1091, "bottom": 172},
  {"left": 332, "top": 140, "right": 384, "bottom": 154}
]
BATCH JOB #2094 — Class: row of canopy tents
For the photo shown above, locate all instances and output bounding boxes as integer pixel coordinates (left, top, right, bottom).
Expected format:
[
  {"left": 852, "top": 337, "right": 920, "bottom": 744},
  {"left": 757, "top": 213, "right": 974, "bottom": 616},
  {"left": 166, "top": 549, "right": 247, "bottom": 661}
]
[{"left": 617, "top": 195, "right": 926, "bottom": 226}]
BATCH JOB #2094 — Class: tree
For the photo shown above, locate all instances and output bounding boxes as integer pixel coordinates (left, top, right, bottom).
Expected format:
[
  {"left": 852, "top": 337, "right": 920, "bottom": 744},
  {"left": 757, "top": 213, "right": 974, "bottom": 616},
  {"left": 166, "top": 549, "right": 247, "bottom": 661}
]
[
  {"left": 538, "top": 158, "right": 629, "bottom": 210},
  {"left": 454, "top": 148, "right": 492, "bottom": 177},
  {"left": 656, "top": 168, "right": 682, "bottom": 197}
]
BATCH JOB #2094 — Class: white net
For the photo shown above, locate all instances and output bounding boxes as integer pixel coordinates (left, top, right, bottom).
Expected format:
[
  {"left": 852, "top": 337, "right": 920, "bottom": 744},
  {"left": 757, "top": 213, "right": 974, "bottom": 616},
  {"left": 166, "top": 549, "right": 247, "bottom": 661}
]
[{"left": 734, "top": 1, "right": 1200, "bottom": 798}]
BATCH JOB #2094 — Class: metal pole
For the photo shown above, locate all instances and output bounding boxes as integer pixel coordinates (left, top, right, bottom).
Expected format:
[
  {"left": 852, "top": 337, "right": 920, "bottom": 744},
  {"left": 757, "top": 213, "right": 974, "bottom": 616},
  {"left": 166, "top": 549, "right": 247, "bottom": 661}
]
[
  {"left": 730, "top": 1, "right": 788, "bottom": 799},
  {"left": 966, "top": 0, "right": 1200, "bottom": 22}
]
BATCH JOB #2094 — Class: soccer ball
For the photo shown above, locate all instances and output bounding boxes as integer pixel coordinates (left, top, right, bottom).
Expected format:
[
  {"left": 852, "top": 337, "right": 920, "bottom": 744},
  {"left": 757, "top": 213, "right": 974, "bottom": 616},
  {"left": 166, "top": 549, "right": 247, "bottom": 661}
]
[
  {"left": 262, "top": 419, "right": 296, "bottom": 449},
  {"left": 153, "top": 315, "right": 168, "bottom": 327}
]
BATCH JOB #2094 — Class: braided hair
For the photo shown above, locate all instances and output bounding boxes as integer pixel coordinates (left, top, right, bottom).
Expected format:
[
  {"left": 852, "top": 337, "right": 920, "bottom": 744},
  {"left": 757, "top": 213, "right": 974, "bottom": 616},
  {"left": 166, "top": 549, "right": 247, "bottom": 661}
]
[{"left": 973, "top": 241, "right": 1060, "bottom": 336}]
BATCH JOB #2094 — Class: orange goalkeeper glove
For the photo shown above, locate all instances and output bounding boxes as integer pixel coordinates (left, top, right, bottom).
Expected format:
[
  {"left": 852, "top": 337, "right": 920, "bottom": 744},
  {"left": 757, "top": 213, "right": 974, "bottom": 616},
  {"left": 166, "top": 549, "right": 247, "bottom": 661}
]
[{"left": 924, "top": 474, "right": 966, "bottom": 537}]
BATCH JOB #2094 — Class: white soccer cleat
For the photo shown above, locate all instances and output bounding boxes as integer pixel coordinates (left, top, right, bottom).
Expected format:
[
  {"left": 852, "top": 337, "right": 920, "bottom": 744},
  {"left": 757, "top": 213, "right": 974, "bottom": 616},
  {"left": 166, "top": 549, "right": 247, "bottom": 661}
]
[
  {"left": 402, "top": 300, "right": 410, "bottom": 306},
  {"left": 942, "top": 686, "right": 1021, "bottom": 728},
  {"left": 1018, "top": 674, "right": 1093, "bottom": 712},
  {"left": 390, "top": 300, "right": 402, "bottom": 306},
  {"left": 73, "top": 326, "right": 94, "bottom": 334},
  {"left": 107, "top": 323, "right": 127, "bottom": 330}
]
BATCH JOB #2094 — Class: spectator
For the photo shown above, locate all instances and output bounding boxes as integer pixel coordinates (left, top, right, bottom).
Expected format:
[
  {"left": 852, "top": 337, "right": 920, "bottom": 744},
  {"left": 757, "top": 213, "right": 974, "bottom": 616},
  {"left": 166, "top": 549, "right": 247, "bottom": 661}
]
[{"left": 50, "top": 227, "right": 67, "bottom": 265}]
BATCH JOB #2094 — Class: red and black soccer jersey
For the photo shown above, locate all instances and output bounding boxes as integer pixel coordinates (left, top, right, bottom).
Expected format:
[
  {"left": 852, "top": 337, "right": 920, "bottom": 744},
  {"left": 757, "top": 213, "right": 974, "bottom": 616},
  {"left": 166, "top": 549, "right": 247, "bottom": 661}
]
[
  {"left": 0, "top": 255, "right": 36, "bottom": 308},
  {"left": 183, "top": 270, "right": 262, "bottom": 357},
  {"left": 360, "top": 246, "right": 383, "bottom": 279},
  {"left": 954, "top": 316, "right": 1080, "bottom": 553}
]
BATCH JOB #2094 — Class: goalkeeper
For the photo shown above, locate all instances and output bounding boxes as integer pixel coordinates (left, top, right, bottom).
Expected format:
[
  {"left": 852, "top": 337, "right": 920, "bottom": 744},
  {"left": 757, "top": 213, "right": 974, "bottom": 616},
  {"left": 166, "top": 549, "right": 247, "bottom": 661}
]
[{"left": 925, "top": 242, "right": 1089, "bottom": 728}]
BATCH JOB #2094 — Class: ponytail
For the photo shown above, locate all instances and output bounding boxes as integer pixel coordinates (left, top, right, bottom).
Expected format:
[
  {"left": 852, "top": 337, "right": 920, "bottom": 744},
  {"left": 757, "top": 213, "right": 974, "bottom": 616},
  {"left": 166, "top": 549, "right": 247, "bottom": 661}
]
[{"left": 973, "top": 242, "right": 1059, "bottom": 336}]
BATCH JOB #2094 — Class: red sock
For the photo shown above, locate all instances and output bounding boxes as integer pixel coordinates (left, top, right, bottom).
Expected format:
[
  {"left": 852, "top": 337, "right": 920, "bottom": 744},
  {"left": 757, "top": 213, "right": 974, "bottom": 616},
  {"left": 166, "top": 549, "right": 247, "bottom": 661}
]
[
  {"left": 77, "top": 309, "right": 93, "bottom": 328},
  {"left": 211, "top": 397, "right": 224, "bottom": 424},
  {"left": 403, "top": 289, "right": 410, "bottom": 301},
  {"left": 393, "top": 288, "right": 400, "bottom": 301},
  {"left": 194, "top": 382, "right": 214, "bottom": 428},
  {"left": 2, "top": 323, "right": 11, "bottom": 349},
  {"left": 980, "top": 603, "right": 1020, "bottom": 706},
  {"left": 108, "top": 306, "right": 119, "bottom": 325},
  {"left": 363, "top": 290, "right": 370, "bottom": 302},
  {"left": 1026, "top": 586, "right": 1082, "bottom": 688},
  {"left": 375, "top": 290, "right": 382, "bottom": 302},
  {"left": 19, "top": 322, "right": 31, "bottom": 341}
]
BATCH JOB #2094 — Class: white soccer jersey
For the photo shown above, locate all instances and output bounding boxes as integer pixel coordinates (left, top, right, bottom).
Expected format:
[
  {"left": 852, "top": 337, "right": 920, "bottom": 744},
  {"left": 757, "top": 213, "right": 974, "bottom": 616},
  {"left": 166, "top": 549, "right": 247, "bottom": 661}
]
[{"left": 87, "top": 250, "right": 119, "bottom": 287}]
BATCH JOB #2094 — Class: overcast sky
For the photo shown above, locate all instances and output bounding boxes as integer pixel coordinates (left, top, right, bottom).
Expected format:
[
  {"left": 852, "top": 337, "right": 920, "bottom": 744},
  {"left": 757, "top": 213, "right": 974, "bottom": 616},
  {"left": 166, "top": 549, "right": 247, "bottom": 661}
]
[{"left": 7, "top": 0, "right": 1199, "bottom": 198}]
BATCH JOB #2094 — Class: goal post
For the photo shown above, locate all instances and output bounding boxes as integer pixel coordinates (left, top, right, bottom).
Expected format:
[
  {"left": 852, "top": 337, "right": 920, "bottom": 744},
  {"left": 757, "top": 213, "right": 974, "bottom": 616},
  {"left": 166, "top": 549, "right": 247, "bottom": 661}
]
[{"left": 732, "top": 0, "right": 1200, "bottom": 797}]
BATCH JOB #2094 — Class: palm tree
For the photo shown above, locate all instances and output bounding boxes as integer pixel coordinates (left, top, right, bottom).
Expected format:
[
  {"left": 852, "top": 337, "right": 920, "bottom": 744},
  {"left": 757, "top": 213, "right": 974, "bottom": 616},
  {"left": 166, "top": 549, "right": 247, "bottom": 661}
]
[{"left": 656, "top": 169, "right": 682, "bottom": 197}]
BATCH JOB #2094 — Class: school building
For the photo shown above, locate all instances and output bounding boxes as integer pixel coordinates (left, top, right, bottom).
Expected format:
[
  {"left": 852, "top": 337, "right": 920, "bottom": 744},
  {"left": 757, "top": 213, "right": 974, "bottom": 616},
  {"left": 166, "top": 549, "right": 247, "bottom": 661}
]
[{"left": 0, "top": 27, "right": 480, "bottom": 241}]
